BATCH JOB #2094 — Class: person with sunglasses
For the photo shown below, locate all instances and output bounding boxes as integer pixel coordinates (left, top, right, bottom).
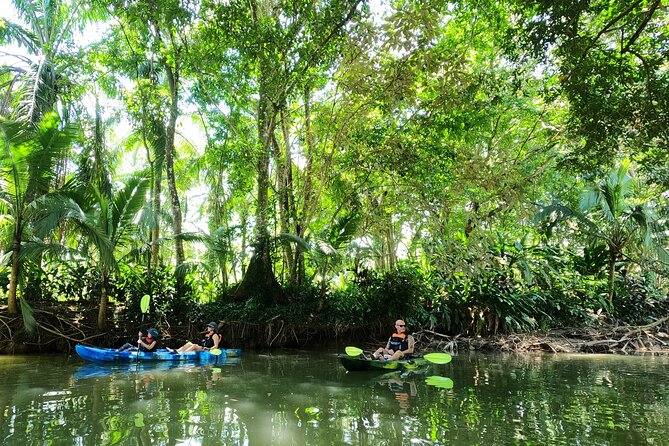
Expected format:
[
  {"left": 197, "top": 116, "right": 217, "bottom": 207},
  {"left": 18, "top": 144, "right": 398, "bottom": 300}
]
[
  {"left": 372, "top": 320, "right": 415, "bottom": 361},
  {"left": 167, "top": 322, "right": 221, "bottom": 353}
]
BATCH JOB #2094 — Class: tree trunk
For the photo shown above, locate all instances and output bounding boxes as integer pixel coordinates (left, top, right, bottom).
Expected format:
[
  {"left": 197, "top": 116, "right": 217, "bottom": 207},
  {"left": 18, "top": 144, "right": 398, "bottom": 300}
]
[
  {"left": 151, "top": 168, "right": 162, "bottom": 267},
  {"left": 293, "top": 86, "right": 318, "bottom": 286},
  {"left": 144, "top": 131, "right": 163, "bottom": 274},
  {"left": 7, "top": 228, "right": 21, "bottom": 316},
  {"left": 233, "top": 85, "right": 285, "bottom": 304},
  {"left": 164, "top": 64, "right": 185, "bottom": 267},
  {"left": 607, "top": 252, "right": 616, "bottom": 308},
  {"left": 387, "top": 223, "right": 396, "bottom": 270},
  {"left": 278, "top": 109, "right": 295, "bottom": 285},
  {"left": 97, "top": 269, "right": 109, "bottom": 330}
]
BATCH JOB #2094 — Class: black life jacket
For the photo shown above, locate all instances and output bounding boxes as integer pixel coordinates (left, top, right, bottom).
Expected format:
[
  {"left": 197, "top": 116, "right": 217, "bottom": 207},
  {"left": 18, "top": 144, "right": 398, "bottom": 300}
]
[
  {"left": 201, "top": 332, "right": 219, "bottom": 348},
  {"left": 388, "top": 333, "right": 409, "bottom": 352}
]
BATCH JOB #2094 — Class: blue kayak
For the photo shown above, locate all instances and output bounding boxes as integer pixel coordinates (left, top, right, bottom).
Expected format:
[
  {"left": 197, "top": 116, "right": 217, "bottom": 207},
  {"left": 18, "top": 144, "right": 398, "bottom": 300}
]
[{"left": 75, "top": 344, "right": 241, "bottom": 363}]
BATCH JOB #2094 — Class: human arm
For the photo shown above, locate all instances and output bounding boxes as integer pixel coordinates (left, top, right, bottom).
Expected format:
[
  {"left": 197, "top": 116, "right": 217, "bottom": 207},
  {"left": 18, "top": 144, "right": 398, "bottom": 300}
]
[
  {"left": 403, "top": 335, "right": 415, "bottom": 355},
  {"left": 212, "top": 333, "right": 221, "bottom": 349},
  {"left": 138, "top": 337, "right": 156, "bottom": 351}
]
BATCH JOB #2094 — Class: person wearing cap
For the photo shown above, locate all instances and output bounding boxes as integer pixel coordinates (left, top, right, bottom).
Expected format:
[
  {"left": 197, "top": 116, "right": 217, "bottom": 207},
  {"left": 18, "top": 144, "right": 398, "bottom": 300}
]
[
  {"left": 117, "top": 328, "right": 159, "bottom": 353},
  {"left": 372, "top": 319, "right": 415, "bottom": 361},
  {"left": 169, "top": 322, "right": 221, "bottom": 353}
]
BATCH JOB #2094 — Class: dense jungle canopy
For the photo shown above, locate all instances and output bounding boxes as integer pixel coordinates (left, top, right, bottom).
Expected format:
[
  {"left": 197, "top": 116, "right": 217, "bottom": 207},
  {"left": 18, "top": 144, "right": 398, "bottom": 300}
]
[{"left": 0, "top": 0, "right": 668, "bottom": 349}]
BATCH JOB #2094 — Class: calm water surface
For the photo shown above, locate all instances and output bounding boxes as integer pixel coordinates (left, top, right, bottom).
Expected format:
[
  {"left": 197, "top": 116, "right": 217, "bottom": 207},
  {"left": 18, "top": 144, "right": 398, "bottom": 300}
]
[{"left": 0, "top": 350, "right": 668, "bottom": 445}]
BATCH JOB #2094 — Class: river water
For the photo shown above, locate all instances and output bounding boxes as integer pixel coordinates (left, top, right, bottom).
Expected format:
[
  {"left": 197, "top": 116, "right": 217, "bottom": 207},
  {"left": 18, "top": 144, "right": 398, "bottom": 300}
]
[{"left": 0, "top": 350, "right": 667, "bottom": 445}]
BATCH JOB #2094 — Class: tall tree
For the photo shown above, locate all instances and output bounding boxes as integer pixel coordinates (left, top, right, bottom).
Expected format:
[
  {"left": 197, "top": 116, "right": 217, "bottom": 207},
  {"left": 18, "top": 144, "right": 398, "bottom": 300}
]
[
  {"left": 196, "top": 0, "right": 364, "bottom": 303},
  {"left": 104, "top": 0, "right": 194, "bottom": 270},
  {"left": 328, "top": 0, "right": 566, "bottom": 275}
]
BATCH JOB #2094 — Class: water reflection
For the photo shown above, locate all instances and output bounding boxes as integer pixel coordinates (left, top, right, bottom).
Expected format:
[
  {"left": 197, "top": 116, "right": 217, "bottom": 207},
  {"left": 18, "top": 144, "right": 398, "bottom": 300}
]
[
  {"left": 375, "top": 372, "right": 419, "bottom": 414},
  {"left": 0, "top": 352, "right": 668, "bottom": 445}
]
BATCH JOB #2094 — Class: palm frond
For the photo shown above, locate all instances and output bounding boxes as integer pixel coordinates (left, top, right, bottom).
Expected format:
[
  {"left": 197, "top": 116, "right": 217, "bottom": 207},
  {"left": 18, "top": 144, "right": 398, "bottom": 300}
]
[
  {"left": 0, "top": 18, "right": 40, "bottom": 53},
  {"left": 111, "top": 174, "right": 149, "bottom": 246},
  {"left": 278, "top": 232, "right": 311, "bottom": 252},
  {"left": 19, "top": 297, "right": 37, "bottom": 336}
]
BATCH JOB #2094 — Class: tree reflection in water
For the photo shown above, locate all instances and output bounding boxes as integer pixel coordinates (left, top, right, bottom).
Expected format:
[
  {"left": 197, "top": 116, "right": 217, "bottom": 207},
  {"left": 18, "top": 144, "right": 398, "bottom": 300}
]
[{"left": 0, "top": 352, "right": 668, "bottom": 445}]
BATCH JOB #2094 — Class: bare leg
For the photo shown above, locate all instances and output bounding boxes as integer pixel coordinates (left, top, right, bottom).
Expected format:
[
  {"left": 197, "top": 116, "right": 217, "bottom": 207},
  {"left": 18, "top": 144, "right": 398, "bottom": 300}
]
[
  {"left": 177, "top": 342, "right": 196, "bottom": 353},
  {"left": 388, "top": 351, "right": 405, "bottom": 361},
  {"left": 179, "top": 343, "right": 204, "bottom": 353},
  {"left": 373, "top": 348, "right": 392, "bottom": 359}
]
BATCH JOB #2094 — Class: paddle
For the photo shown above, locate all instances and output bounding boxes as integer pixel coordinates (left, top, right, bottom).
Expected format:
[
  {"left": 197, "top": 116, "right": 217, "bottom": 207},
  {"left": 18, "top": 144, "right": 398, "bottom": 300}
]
[
  {"left": 210, "top": 348, "right": 223, "bottom": 372},
  {"left": 425, "top": 375, "right": 454, "bottom": 389},
  {"left": 139, "top": 294, "right": 151, "bottom": 320},
  {"left": 345, "top": 346, "right": 364, "bottom": 357},
  {"left": 423, "top": 353, "right": 452, "bottom": 364},
  {"left": 136, "top": 294, "right": 150, "bottom": 361},
  {"left": 345, "top": 346, "right": 452, "bottom": 364}
]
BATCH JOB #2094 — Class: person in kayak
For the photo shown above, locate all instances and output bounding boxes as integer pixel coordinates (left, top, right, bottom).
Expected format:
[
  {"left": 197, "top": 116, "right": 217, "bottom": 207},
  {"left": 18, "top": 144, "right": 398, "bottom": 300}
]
[
  {"left": 168, "top": 322, "right": 221, "bottom": 353},
  {"left": 117, "top": 328, "right": 159, "bottom": 353},
  {"left": 372, "top": 320, "right": 415, "bottom": 360}
]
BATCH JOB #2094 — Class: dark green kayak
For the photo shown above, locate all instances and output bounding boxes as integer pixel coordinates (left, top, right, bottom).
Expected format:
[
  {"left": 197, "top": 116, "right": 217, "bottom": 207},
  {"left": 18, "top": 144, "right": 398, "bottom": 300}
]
[{"left": 338, "top": 354, "right": 428, "bottom": 372}]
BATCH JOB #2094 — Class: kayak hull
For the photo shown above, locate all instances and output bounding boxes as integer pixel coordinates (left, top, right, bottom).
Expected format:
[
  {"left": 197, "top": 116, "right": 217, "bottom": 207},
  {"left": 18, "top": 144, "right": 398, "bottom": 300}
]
[
  {"left": 224, "top": 348, "right": 242, "bottom": 357},
  {"left": 338, "top": 354, "right": 428, "bottom": 372},
  {"left": 75, "top": 344, "right": 239, "bottom": 364}
]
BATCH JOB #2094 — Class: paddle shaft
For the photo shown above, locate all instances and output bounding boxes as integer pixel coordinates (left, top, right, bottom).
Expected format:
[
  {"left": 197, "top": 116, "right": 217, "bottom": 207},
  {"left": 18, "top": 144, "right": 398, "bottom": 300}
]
[{"left": 345, "top": 346, "right": 451, "bottom": 364}]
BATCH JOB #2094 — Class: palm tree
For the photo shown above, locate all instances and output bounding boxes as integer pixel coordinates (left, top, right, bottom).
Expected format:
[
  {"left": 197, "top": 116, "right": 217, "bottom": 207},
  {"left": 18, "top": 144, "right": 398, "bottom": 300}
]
[
  {"left": 281, "top": 213, "right": 361, "bottom": 310},
  {"left": 92, "top": 177, "right": 149, "bottom": 329},
  {"left": 0, "top": 0, "right": 105, "bottom": 123},
  {"left": 578, "top": 160, "right": 668, "bottom": 306},
  {"left": 33, "top": 174, "right": 149, "bottom": 330},
  {"left": 539, "top": 160, "right": 668, "bottom": 307},
  {"left": 0, "top": 112, "right": 76, "bottom": 316}
]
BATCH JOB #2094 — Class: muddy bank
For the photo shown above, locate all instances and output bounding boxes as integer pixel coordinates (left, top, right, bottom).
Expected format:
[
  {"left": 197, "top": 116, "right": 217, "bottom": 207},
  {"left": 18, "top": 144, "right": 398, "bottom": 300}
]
[
  {"left": 1, "top": 304, "right": 668, "bottom": 355},
  {"left": 413, "top": 316, "right": 669, "bottom": 355},
  {"left": 0, "top": 304, "right": 388, "bottom": 353}
]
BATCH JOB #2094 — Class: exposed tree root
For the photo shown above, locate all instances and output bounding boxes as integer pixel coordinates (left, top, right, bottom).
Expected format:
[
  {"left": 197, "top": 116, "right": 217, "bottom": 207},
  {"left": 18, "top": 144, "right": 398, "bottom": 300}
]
[
  {"left": 2, "top": 303, "right": 668, "bottom": 355},
  {"left": 413, "top": 317, "right": 669, "bottom": 355}
]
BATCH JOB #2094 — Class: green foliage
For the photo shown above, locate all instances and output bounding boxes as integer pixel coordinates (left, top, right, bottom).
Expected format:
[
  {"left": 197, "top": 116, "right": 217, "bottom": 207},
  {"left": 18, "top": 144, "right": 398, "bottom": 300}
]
[
  {"left": 326, "top": 264, "right": 435, "bottom": 326},
  {"left": 21, "top": 260, "right": 101, "bottom": 304},
  {"left": 3, "top": 0, "right": 669, "bottom": 339},
  {"left": 509, "top": 0, "right": 669, "bottom": 170},
  {"left": 118, "top": 264, "right": 196, "bottom": 326},
  {"left": 612, "top": 275, "right": 669, "bottom": 325}
]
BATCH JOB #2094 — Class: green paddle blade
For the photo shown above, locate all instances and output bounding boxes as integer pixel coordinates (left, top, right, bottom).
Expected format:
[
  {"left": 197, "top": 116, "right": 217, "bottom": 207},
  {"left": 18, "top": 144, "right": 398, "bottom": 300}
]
[
  {"left": 425, "top": 375, "right": 454, "bottom": 389},
  {"left": 134, "top": 412, "right": 145, "bottom": 428},
  {"left": 210, "top": 348, "right": 222, "bottom": 356},
  {"left": 423, "top": 352, "right": 452, "bottom": 364},
  {"left": 212, "top": 367, "right": 222, "bottom": 373},
  {"left": 345, "top": 346, "right": 363, "bottom": 357},
  {"left": 140, "top": 294, "right": 150, "bottom": 314}
]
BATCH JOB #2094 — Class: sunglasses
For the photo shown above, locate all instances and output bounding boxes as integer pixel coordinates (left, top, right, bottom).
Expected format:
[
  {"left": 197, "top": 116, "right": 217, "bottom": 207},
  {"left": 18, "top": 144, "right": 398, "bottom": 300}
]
[{"left": 396, "top": 324, "right": 405, "bottom": 327}]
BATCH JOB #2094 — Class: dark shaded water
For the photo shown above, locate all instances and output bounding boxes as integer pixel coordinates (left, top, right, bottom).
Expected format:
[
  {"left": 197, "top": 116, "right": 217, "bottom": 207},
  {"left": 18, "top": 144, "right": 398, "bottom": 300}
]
[{"left": 0, "top": 351, "right": 668, "bottom": 445}]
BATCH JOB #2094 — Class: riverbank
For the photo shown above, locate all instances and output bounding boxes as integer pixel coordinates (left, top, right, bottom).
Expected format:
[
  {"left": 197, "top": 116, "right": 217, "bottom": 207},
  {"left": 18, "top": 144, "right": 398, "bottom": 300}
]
[
  {"left": 413, "top": 316, "right": 669, "bottom": 355},
  {"left": 1, "top": 304, "right": 668, "bottom": 355}
]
